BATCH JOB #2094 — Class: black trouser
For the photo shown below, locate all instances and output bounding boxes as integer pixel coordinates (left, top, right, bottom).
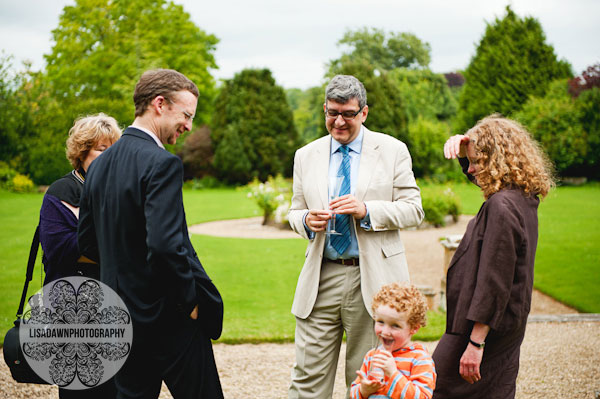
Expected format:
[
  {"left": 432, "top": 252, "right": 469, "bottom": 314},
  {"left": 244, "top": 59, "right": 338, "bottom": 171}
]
[
  {"left": 59, "top": 379, "right": 117, "bottom": 398},
  {"left": 115, "top": 319, "right": 223, "bottom": 399}
]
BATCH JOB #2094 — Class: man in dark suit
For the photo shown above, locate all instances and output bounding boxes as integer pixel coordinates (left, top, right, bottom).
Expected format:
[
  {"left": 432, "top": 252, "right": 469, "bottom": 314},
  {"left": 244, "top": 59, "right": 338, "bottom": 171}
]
[{"left": 78, "top": 69, "right": 224, "bottom": 399}]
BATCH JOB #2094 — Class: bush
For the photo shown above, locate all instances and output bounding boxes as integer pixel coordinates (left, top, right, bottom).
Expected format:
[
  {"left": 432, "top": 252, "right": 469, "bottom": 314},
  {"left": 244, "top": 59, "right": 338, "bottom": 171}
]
[
  {"left": 420, "top": 185, "right": 461, "bottom": 227},
  {"left": 515, "top": 79, "right": 599, "bottom": 178},
  {"left": 407, "top": 117, "right": 462, "bottom": 181},
  {"left": 0, "top": 161, "right": 17, "bottom": 186},
  {"left": 180, "top": 125, "right": 215, "bottom": 180},
  {"left": 0, "top": 162, "right": 35, "bottom": 192},
  {"left": 9, "top": 174, "right": 35, "bottom": 193},
  {"left": 245, "top": 174, "right": 292, "bottom": 225}
]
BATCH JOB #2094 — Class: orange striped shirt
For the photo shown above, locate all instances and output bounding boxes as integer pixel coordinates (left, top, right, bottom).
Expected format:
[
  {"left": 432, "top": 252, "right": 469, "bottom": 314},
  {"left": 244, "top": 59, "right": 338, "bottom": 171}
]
[{"left": 350, "top": 343, "right": 436, "bottom": 399}]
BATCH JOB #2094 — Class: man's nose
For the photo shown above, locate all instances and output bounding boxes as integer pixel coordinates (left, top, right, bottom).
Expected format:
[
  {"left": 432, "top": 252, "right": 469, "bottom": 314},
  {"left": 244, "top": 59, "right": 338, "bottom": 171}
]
[{"left": 334, "top": 114, "right": 346, "bottom": 125}]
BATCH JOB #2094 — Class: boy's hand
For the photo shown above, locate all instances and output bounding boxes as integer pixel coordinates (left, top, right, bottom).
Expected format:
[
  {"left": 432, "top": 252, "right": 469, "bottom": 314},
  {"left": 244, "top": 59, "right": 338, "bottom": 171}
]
[
  {"left": 370, "top": 350, "right": 396, "bottom": 377},
  {"left": 356, "top": 370, "right": 384, "bottom": 398}
]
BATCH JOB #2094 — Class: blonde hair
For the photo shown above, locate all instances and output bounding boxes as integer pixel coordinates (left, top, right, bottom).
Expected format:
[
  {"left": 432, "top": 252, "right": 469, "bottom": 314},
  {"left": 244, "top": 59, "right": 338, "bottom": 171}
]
[
  {"left": 371, "top": 283, "right": 428, "bottom": 329},
  {"left": 66, "top": 113, "right": 121, "bottom": 170},
  {"left": 466, "top": 114, "right": 555, "bottom": 199}
]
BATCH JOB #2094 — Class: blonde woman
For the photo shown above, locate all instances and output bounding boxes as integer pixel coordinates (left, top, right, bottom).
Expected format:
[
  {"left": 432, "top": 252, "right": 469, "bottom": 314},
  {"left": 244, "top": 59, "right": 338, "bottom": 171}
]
[
  {"left": 433, "top": 115, "right": 554, "bottom": 399},
  {"left": 39, "top": 113, "right": 121, "bottom": 284}
]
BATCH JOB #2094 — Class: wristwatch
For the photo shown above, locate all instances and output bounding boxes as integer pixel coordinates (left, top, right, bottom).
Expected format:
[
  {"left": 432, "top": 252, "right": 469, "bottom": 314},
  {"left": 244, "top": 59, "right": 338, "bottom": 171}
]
[{"left": 469, "top": 338, "right": 485, "bottom": 349}]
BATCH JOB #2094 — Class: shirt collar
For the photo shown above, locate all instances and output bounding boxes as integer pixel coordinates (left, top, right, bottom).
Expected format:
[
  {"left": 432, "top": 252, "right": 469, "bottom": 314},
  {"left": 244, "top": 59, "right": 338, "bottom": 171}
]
[
  {"left": 129, "top": 125, "right": 165, "bottom": 149},
  {"left": 330, "top": 125, "right": 364, "bottom": 155}
]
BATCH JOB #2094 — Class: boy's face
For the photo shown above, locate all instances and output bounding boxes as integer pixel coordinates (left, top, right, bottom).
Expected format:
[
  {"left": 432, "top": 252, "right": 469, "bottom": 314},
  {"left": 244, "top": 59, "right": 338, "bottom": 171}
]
[{"left": 373, "top": 305, "right": 418, "bottom": 352}]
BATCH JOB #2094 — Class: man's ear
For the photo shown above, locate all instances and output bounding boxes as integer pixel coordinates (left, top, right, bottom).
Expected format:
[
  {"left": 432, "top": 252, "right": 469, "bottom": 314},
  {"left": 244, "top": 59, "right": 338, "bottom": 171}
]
[
  {"left": 151, "top": 96, "right": 166, "bottom": 115},
  {"left": 360, "top": 105, "right": 369, "bottom": 123}
]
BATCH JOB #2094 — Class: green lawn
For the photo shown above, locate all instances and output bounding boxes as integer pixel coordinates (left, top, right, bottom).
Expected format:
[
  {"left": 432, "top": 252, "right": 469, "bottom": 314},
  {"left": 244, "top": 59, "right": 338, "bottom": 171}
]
[
  {"left": 534, "top": 184, "right": 600, "bottom": 312},
  {"left": 192, "top": 234, "right": 446, "bottom": 343},
  {"left": 1, "top": 183, "right": 598, "bottom": 346},
  {"left": 425, "top": 181, "right": 600, "bottom": 312}
]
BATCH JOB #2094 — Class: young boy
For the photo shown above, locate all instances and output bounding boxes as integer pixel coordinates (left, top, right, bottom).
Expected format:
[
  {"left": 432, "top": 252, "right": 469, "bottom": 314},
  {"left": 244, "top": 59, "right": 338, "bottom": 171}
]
[{"left": 350, "top": 283, "right": 436, "bottom": 399}]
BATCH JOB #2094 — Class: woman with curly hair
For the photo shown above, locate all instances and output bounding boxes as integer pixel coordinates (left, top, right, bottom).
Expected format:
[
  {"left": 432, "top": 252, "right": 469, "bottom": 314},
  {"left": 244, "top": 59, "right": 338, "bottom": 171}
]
[{"left": 432, "top": 115, "right": 554, "bottom": 399}]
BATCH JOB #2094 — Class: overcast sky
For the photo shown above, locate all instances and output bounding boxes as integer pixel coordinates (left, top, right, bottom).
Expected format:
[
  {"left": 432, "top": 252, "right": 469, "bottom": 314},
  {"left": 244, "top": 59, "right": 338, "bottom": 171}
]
[{"left": 0, "top": 0, "right": 598, "bottom": 89}]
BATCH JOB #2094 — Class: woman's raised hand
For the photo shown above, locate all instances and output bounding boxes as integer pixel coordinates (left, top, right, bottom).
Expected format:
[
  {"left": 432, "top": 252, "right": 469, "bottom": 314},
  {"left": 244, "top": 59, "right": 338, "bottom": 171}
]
[{"left": 444, "top": 135, "right": 470, "bottom": 159}]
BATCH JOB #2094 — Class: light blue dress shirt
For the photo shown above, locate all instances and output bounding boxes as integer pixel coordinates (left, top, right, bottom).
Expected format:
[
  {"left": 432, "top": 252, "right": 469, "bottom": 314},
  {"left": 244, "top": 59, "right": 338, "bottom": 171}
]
[{"left": 303, "top": 126, "right": 372, "bottom": 259}]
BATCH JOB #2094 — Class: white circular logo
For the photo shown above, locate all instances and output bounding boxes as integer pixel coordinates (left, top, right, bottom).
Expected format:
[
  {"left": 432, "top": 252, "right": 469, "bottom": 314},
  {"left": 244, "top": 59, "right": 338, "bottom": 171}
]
[{"left": 19, "top": 276, "right": 133, "bottom": 389}]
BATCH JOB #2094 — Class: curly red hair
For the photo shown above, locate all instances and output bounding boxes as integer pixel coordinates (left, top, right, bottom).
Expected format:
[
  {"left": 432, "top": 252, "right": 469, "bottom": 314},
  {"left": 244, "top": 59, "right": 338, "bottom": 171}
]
[
  {"left": 371, "top": 283, "right": 428, "bottom": 329},
  {"left": 466, "top": 114, "right": 555, "bottom": 199}
]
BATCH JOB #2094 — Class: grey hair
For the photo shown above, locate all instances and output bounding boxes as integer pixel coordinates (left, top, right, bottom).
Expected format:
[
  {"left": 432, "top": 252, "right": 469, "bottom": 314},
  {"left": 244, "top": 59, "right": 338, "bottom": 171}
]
[{"left": 325, "top": 75, "right": 367, "bottom": 108}]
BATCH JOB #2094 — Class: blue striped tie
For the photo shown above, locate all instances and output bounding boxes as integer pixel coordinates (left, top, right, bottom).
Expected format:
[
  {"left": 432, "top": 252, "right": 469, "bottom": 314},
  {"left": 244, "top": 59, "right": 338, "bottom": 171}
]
[{"left": 331, "top": 145, "right": 352, "bottom": 255}]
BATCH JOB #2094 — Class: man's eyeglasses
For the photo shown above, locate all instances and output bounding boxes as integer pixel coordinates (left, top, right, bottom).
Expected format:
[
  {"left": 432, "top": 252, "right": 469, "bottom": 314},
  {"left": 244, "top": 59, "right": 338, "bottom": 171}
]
[
  {"left": 325, "top": 107, "right": 363, "bottom": 121},
  {"left": 165, "top": 97, "right": 194, "bottom": 122}
]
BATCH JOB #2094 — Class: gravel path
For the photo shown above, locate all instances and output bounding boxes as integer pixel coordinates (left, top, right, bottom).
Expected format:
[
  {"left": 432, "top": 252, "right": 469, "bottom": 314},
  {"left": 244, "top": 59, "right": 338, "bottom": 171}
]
[{"left": 3, "top": 217, "right": 596, "bottom": 398}]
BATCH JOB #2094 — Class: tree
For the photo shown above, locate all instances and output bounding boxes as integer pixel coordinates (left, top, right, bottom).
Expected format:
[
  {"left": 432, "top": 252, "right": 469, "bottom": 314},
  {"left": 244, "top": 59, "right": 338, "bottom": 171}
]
[
  {"left": 11, "top": 0, "right": 220, "bottom": 184},
  {"left": 0, "top": 55, "right": 71, "bottom": 183},
  {"left": 515, "top": 80, "right": 590, "bottom": 177},
  {"left": 211, "top": 69, "right": 299, "bottom": 184},
  {"left": 286, "top": 86, "right": 327, "bottom": 145},
  {"left": 454, "top": 6, "right": 572, "bottom": 133},
  {"left": 390, "top": 69, "right": 457, "bottom": 123},
  {"left": 45, "top": 0, "right": 218, "bottom": 125},
  {"left": 179, "top": 125, "right": 214, "bottom": 180},
  {"left": 0, "top": 54, "right": 20, "bottom": 164},
  {"left": 568, "top": 63, "right": 600, "bottom": 98},
  {"left": 407, "top": 117, "right": 460, "bottom": 180},
  {"left": 328, "top": 27, "right": 431, "bottom": 75}
]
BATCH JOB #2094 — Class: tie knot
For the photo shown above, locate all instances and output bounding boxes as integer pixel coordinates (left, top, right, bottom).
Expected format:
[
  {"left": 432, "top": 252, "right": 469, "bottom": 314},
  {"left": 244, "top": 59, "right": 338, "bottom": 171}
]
[{"left": 339, "top": 145, "right": 349, "bottom": 155}]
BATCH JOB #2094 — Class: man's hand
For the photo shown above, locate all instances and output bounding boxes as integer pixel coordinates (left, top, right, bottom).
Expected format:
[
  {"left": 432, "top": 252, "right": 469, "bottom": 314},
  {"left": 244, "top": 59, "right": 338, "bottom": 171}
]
[
  {"left": 355, "top": 370, "right": 384, "bottom": 398},
  {"left": 443, "top": 134, "right": 470, "bottom": 159},
  {"left": 190, "top": 304, "right": 198, "bottom": 320},
  {"left": 329, "top": 194, "right": 367, "bottom": 219},
  {"left": 305, "top": 209, "right": 331, "bottom": 232},
  {"left": 459, "top": 344, "right": 483, "bottom": 384}
]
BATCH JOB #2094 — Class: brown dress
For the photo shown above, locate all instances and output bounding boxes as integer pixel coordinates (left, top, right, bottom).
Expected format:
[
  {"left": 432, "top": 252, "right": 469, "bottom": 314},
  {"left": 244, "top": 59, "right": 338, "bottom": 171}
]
[{"left": 433, "top": 186, "right": 540, "bottom": 399}]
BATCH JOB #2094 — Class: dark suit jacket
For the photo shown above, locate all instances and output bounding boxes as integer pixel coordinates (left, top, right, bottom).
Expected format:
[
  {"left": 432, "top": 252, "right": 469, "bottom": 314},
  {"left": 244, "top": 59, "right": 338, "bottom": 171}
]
[
  {"left": 78, "top": 127, "right": 223, "bottom": 340},
  {"left": 445, "top": 188, "right": 539, "bottom": 336}
]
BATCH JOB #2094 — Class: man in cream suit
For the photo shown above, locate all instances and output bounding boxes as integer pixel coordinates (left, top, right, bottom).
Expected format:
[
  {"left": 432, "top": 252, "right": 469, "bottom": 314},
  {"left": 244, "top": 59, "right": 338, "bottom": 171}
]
[{"left": 288, "top": 75, "right": 424, "bottom": 398}]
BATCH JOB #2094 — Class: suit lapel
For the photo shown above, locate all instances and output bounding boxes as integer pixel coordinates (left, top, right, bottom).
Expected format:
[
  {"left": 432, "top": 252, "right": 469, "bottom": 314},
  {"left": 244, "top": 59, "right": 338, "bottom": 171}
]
[
  {"left": 356, "top": 128, "right": 380, "bottom": 201},
  {"left": 314, "top": 136, "right": 331, "bottom": 209}
]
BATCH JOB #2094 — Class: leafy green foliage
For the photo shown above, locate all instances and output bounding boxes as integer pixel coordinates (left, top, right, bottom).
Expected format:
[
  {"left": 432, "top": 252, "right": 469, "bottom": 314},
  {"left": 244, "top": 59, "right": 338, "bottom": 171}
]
[
  {"left": 333, "top": 59, "right": 409, "bottom": 144},
  {"left": 515, "top": 79, "right": 600, "bottom": 178},
  {"left": 420, "top": 185, "right": 461, "bottom": 226},
  {"left": 45, "top": 0, "right": 218, "bottom": 125},
  {"left": 179, "top": 125, "right": 215, "bottom": 180},
  {"left": 286, "top": 86, "right": 327, "bottom": 145},
  {"left": 454, "top": 6, "right": 572, "bottom": 133},
  {"left": 0, "top": 54, "right": 20, "bottom": 164},
  {"left": 4, "top": 0, "right": 218, "bottom": 185},
  {"left": 211, "top": 69, "right": 299, "bottom": 184},
  {"left": 407, "top": 117, "right": 461, "bottom": 180},
  {"left": 391, "top": 69, "right": 457, "bottom": 123},
  {"left": 329, "top": 27, "right": 431, "bottom": 74},
  {"left": 568, "top": 63, "right": 600, "bottom": 98}
]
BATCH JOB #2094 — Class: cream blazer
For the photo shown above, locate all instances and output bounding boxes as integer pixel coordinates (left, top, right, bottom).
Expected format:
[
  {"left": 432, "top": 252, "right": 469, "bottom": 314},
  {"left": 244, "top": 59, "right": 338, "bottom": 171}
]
[{"left": 288, "top": 127, "right": 424, "bottom": 319}]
